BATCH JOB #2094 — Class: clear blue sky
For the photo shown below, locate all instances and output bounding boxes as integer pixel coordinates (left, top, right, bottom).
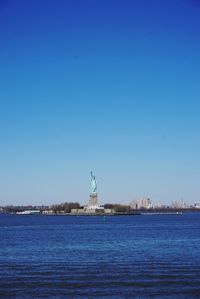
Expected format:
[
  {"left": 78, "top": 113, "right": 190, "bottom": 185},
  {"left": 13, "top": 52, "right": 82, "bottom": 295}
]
[{"left": 0, "top": 0, "right": 200, "bottom": 206}]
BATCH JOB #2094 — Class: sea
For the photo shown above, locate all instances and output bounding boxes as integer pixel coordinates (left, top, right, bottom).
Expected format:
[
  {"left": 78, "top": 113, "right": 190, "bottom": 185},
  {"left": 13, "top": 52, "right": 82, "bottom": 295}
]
[{"left": 0, "top": 213, "right": 200, "bottom": 298}]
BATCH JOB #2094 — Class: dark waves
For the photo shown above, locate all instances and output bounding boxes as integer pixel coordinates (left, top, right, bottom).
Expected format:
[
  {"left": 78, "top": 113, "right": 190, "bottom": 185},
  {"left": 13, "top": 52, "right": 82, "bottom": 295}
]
[{"left": 1, "top": 261, "right": 200, "bottom": 298}]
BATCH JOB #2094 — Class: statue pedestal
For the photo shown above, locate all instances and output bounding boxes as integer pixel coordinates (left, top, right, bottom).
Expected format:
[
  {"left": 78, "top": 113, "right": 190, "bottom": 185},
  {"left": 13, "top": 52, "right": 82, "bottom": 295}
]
[{"left": 88, "top": 192, "right": 98, "bottom": 208}]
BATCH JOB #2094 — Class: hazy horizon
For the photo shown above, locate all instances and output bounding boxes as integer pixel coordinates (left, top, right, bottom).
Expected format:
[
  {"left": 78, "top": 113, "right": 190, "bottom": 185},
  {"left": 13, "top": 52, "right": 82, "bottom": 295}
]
[{"left": 1, "top": 0, "right": 200, "bottom": 206}]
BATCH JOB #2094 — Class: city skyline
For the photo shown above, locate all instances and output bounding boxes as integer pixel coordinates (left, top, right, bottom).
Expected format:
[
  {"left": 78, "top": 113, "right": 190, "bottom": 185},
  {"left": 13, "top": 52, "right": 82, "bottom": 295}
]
[{"left": 1, "top": 0, "right": 200, "bottom": 205}]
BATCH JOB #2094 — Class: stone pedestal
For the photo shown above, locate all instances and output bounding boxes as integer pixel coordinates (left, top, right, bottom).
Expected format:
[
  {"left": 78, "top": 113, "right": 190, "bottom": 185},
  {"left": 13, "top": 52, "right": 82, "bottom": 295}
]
[{"left": 88, "top": 192, "right": 98, "bottom": 207}]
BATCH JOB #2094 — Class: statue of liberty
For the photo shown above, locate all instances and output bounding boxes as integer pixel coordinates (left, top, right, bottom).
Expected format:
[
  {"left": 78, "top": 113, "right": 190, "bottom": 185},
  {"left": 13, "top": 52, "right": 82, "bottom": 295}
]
[{"left": 90, "top": 171, "right": 97, "bottom": 194}]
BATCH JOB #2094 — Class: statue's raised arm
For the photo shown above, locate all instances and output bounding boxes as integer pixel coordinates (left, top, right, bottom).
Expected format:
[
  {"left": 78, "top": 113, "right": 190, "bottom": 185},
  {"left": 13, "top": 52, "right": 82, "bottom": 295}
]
[{"left": 90, "top": 171, "right": 97, "bottom": 193}]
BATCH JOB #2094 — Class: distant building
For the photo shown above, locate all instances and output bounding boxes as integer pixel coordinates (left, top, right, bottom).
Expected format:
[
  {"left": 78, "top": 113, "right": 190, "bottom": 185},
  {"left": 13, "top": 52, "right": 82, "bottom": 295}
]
[
  {"left": 139, "top": 198, "right": 152, "bottom": 209},
  {"left": 42, "top": 210, "right": 54, "bottom": 214}
]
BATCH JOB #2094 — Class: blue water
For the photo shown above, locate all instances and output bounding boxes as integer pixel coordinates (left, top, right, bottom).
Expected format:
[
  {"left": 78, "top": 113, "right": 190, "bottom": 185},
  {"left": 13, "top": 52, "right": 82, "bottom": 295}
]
[{"left": 0, "top": 213, "right": 200, "bottom": 298}]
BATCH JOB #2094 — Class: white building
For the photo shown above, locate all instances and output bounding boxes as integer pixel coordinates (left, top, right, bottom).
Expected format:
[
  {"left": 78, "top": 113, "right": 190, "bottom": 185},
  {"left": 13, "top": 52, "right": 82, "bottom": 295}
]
[{"left": 139, "top": 198, "right": 152, "bottom": 209}]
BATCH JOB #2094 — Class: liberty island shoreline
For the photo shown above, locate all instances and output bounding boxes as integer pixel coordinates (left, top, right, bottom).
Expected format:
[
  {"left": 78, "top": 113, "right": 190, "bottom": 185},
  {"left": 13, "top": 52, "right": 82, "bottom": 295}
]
[
  {"left": 0, "top": 205, "right": 198, "bottom": 216},
  {"left": 1, "top": 172, "right": 200, "bottom": 216}
]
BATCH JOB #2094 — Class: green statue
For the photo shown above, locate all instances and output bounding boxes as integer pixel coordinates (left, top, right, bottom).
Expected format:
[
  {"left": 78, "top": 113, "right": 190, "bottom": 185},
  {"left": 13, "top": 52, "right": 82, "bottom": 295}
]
[{"left": 90, "top": 171, "right": 97, "bottom": 193}]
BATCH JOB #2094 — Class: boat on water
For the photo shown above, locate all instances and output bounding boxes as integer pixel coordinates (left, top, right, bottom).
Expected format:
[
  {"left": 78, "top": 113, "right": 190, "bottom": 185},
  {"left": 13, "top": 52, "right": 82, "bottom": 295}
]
[{"left": 16, "top": 210, "right": 41, "bottom": 215}]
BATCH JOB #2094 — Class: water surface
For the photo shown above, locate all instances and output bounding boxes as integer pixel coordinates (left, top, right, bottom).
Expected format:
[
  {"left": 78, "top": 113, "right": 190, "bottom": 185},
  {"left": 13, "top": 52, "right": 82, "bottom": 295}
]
[{"left": 0, "top": 213, "right": 200, "bottom": 298}]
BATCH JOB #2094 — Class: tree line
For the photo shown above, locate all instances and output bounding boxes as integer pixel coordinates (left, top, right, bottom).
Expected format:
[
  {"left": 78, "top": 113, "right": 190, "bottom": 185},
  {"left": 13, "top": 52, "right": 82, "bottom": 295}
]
[{"left": 50, "top": 202, "right": 80, "bottom": 213}]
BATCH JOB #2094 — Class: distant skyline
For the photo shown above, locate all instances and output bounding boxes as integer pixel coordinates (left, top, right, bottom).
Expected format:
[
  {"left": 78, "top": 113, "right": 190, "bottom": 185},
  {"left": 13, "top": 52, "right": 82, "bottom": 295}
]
[{"left": 0, "top": 0, "right": 200, "bottom": 206}]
